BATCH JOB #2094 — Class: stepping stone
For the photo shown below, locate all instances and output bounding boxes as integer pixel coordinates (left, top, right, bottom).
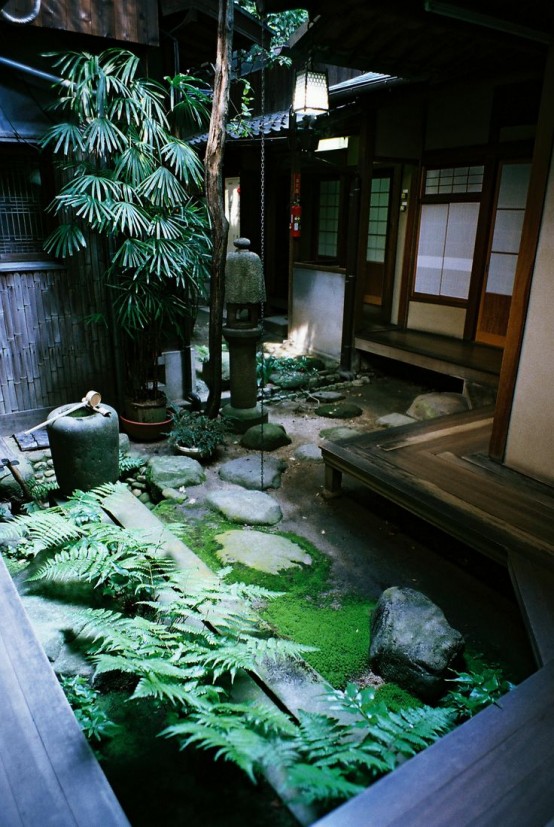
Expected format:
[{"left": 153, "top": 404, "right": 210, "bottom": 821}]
[
  {"left": 215, "top": 529, "right": 311, "bottom": 574},
  {"left": 407, "top": 392, "right": 469, "bottom": 420},
  {"left": 313, "top": 391, "right": 345, "bottom": 403},
  {"left": 317, "top": 402, "right": 363, "bottom": 419},
  {"left": 294, "top": 444, "right": 323, "bottom": 463},
  {"left": 377, "top": 413, "right": 417, "bottom": 428},
  {"left": 241, "top": 423, "right": 291, "bottom": 451},
  {"left": 207, "top": 487, "right": 282, "bottom": 525},
  {"left": 219, "top": 455, "right": 287, "bottom": 490}
]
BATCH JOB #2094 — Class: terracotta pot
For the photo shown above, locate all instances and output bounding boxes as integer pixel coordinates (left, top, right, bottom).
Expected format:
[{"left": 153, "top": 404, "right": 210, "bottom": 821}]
[{"left": 119, "top": 413, "right": 172, "bottom": 442}]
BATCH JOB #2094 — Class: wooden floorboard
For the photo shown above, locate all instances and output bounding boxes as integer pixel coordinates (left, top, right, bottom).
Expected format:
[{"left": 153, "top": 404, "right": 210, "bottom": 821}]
[
  {"left": 0, "top": 555, "right": 130, "bottom": 827},
  {"left": 355, "top": 329, "right": 502, "bottom": 385},
  {"left": 313, "top": 659, "right": 554, "bottom": 827}
]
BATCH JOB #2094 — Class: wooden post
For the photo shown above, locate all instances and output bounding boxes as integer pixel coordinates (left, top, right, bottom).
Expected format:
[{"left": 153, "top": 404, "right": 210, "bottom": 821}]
[{"left": 204, "top": 0, "right": 234, "bottom": 419}]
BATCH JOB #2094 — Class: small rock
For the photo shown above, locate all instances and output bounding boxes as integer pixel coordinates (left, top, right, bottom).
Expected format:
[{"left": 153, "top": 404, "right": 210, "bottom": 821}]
[
  {"left": 241, "top": 423, "right": 291, "bottom": 451},
  {"left": 138, "top": 492, "right": 151, "bottom": 504},
  {"left": 161, "top": 487, "right": 188, "bottom": 503}
]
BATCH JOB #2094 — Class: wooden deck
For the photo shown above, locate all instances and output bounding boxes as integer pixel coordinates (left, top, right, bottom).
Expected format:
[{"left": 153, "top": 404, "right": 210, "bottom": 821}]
[
  {"left": 0, "top": 555, "right": 130, "bottom": 827},
  {"left": 355, "top": 328, "right": 503, "bottom": 386}
]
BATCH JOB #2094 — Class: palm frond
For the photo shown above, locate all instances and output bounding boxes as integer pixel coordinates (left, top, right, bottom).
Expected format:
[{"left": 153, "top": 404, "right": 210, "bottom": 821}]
[
  {"left": 41, "top": 122, "right": 85, "bottom": 154},
  {"left": 136, "top": 166, "right": 187, "bottom": 207},
  {"left": 43, "top": 223, "right": 87, "bottom": 258}
]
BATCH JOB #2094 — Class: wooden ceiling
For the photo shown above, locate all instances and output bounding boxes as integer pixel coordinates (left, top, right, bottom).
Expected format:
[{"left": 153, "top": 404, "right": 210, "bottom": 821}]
[{"left": 268, "top": 0, "right": 552, "bottom": 83}]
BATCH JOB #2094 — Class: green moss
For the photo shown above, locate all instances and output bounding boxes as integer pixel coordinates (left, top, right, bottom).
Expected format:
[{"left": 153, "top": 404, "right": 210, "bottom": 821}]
[
  {"left": 374, "top": 682, "right": 423, "bottom": 711},
  {"left": 262, "top": 595, "right": 373, "bottom": 688}
]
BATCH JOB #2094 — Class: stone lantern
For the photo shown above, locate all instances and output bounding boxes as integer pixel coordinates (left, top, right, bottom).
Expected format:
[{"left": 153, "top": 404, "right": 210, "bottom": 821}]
[{"left": 221, "top": 238, "right": 268, "bottom": 433}]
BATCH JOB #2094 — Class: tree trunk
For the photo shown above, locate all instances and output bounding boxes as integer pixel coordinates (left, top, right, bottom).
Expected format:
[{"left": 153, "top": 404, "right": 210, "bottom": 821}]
[{"left": 204, "top": 0, "right": 234, "bottom": 418}]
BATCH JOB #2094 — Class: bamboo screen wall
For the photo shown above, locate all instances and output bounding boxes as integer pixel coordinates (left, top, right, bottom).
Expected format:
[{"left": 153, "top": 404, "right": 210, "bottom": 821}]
[{"left": 0, "top": 263, "right": 117, "bottom": 433}]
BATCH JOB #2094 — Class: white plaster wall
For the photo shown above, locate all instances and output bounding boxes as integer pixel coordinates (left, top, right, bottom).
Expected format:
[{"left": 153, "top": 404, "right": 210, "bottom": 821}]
[
  {"left": 290, "top": 266, "right": 346, "bottom": 360},
  {"left": 504, "top": 154, "right": 554, "bottom": 484},
  {"left": 407, "top": 302, "right": 466, "bottom": 338}
]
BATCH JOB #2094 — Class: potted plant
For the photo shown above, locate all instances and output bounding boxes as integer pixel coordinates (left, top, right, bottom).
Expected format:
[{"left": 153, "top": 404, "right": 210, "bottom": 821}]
[
  {"left": 166, "top": 405, "right": 229, "bottom": 460},
  {"left": 41, "top": 48, "right": 211, "bottom": 434}
]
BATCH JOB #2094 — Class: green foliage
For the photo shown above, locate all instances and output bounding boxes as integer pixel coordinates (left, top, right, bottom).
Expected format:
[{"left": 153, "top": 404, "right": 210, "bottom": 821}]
[
  {"left": 166, "top": 405, "right": 229, "bottom": 456},
  {"left": 257, "top": 353, "right": 320, "bottom": 387},
  {"left": 41, "top": 48, "right": 211, "bottom": 400},
  {"left": 14, "top": 486, "right": 514, "bottom": 813},
  {"left": 118, "top": 452, "right": 147, "bottom": 479},
  {"left": 164, "top": 682, "right": 456, "bottom": 806},
  {"left": 59, "top": 674, "right": 119, "bottom": 743},
  {"left": 443, "top": 666, "right": 515, "bottom": 718}
]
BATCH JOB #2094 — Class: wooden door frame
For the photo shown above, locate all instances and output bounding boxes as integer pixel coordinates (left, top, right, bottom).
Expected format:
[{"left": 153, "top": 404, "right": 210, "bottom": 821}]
[{"left": 490, "top": 46, "right": 554, "bottom": 461}]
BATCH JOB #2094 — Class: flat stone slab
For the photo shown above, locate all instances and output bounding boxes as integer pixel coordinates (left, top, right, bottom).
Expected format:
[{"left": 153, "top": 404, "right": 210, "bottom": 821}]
[
  {"left": 215, "top": 529, "right": 311, "bottom": 573},
  {"left": 207, "top": 487, "right": 282, "bottom": 525},
  {"left": 377, "top": 413, "right": 417, "bottom": 428},
  {"left": 317, "top": 402, "right": 363, "bottom": 419},
  {"left": 147, "top": 455, "right": 205, "bottom": 490},
  {"left": 294, "top": 444, "right": 323, "bottom": 463},
  {"left": 218, "top": 455, "right": 287, "bottom": 490}
]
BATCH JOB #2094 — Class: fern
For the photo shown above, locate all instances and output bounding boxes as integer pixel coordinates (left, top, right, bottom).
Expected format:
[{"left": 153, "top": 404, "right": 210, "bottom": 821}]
[
  {"left": 287, "top": 763, "right": 366, "bottom": 804},
  {"left": 118, "top": 452, "right": 147, "bottom": 478}
]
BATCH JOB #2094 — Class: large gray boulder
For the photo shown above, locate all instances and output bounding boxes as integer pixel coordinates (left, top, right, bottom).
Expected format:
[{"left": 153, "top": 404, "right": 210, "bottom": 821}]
[
  {"left": 147, "top": 455, "right": 205, "bottom": 492},
  {"left": 370, "top": 587, "right": 464, "bottom": 702}
]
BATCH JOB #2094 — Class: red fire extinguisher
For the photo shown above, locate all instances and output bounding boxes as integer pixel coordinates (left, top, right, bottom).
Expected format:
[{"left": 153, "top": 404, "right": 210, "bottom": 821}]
[{"left": 290, "top": 202, "right": 302, "bottom": 238}]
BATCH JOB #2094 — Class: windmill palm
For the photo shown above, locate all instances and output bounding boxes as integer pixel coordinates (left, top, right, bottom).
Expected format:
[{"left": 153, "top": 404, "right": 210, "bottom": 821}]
[{"left": 42, "top": 48, "right": 212, "bottom": 411}]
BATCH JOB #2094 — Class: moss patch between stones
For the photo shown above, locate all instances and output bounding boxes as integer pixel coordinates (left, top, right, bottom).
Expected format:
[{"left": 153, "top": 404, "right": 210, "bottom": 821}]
[{"left": 156, "top": 507, "right": 375, "bottom": 687}]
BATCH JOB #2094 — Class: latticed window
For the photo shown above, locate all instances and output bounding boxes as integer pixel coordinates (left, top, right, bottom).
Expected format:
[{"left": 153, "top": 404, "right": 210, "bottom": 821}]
[
  {"left": 0, "top": 149, "right": 49, "bottom": 261},
  {"left": 317, "top": 178, "right": 340, "bottom": 258}
]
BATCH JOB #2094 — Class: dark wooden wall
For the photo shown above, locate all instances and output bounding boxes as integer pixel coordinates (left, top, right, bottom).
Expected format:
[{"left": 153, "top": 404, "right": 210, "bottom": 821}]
[{"left": 2, "top": 0, "right": 159, "bottom": 44}]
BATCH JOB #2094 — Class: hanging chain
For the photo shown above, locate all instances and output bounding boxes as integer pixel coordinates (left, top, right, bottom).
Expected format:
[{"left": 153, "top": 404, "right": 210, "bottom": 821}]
[{"left": 259, "top": 10, "right": 267, "bottom": 492}]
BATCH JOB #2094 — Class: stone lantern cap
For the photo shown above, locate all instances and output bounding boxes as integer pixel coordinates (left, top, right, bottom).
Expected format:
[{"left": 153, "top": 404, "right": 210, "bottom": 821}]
[{"left": 225, "top": 238, "right": 266, "bottom": 304}]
